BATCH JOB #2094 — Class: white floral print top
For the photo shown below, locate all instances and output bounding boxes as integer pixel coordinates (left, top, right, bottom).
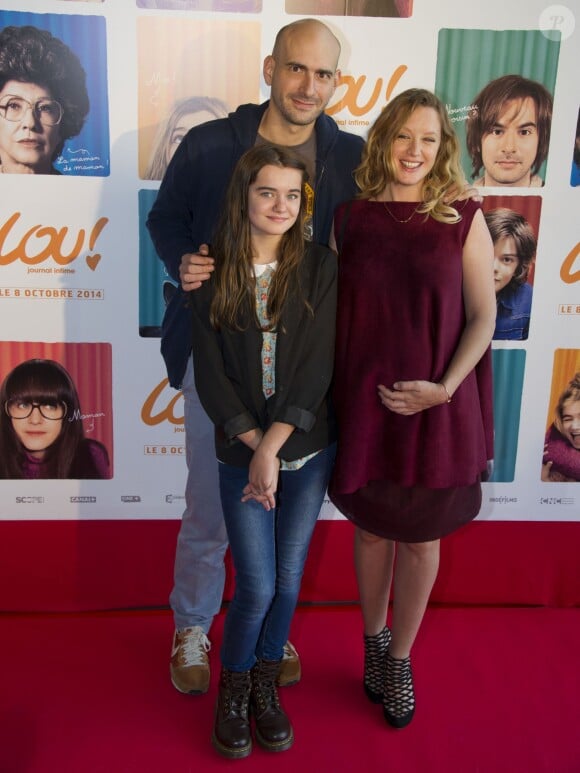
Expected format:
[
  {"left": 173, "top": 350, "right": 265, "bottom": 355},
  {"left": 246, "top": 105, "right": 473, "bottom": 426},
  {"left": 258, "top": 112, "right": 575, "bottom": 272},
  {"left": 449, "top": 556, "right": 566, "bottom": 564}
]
[{"left": 254, "top": 262, "right": 319, "bottom": 471}]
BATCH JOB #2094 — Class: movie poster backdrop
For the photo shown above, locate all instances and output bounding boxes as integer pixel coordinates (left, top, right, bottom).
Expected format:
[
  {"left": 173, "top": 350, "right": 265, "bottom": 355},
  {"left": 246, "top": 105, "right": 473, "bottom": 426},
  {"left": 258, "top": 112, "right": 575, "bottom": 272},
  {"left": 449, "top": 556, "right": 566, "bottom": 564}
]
[{"left": 0, "top": 0, "right": 578, "bottom": 520}]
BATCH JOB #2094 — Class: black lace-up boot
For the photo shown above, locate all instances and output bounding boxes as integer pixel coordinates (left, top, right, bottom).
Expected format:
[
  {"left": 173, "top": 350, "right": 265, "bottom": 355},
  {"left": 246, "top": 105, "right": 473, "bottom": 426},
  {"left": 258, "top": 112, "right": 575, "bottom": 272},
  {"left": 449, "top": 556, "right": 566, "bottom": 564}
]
[
  {"left": 212, "top": 667, "right": 252, "bottom": 758},
  {"left": 251, "top": 659, "right": 294, "bottom": 752}
]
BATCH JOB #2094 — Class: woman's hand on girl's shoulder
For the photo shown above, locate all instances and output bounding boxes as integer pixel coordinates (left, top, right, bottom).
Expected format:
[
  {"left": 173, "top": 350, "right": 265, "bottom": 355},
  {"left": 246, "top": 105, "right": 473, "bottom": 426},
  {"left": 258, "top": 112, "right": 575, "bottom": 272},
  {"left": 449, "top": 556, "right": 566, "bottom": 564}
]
[{"left": 443, "top": 184, "right": 483, "bottom": 204}]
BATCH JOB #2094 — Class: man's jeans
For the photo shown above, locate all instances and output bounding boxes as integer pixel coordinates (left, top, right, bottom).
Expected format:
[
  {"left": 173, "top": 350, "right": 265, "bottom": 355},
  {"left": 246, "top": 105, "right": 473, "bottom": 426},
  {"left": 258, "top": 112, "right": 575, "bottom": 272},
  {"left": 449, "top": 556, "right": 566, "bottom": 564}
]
[
  {"left": 219, "top": 444, "right": 336, "bottom": 672},
  {"left": 169, "top": 357, "right": 228, "bottom": 633}
]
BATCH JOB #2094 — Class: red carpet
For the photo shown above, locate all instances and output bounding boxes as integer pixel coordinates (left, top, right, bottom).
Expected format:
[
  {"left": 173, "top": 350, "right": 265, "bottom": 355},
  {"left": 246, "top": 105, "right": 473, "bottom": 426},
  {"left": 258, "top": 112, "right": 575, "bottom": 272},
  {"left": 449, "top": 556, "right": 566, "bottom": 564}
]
[{"left": 1, "top": 605, "right": 579, "bottom": 773}]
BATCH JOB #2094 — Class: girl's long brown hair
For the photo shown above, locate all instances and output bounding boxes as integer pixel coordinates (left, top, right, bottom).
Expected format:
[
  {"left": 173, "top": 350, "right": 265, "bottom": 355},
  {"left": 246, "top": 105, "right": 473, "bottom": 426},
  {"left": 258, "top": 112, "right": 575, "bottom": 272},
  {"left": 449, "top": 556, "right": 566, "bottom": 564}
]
[{"left": 210, "top": 143, "right": 308, "bottom": 331}]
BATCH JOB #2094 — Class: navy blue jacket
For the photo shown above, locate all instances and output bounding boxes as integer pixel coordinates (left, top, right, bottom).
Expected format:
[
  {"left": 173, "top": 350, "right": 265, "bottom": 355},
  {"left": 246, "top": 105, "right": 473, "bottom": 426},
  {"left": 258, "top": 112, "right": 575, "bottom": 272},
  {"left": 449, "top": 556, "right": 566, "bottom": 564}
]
[
  {"left": 146, "top": 101, "right": 363, "bottom": 388},
  {"left": 494, "top": 282, "right": 533, "bottom": 341}
]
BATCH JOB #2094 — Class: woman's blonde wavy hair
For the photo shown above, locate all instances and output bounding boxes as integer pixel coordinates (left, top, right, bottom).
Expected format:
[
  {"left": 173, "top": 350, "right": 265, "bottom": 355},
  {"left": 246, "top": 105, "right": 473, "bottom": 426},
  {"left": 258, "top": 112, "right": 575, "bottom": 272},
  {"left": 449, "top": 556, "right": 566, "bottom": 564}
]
[{"left": 355, "top": 88, "right": 466, "bottom": 223}]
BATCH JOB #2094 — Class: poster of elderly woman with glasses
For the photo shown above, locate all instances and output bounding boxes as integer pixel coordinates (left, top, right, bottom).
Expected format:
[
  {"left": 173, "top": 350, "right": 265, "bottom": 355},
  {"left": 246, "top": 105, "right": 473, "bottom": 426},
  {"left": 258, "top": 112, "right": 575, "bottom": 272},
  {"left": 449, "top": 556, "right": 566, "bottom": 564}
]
[{"left": 0, "top": 15, "right": 109, "bottom": 176}]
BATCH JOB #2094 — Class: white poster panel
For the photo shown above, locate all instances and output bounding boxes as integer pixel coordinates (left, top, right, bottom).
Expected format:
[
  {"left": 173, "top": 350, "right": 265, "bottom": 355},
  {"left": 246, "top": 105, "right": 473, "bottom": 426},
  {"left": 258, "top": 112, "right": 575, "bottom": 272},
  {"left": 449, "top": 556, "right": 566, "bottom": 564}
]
[{"left": 0, "top": 0, "right": 578, "bottom": 519}]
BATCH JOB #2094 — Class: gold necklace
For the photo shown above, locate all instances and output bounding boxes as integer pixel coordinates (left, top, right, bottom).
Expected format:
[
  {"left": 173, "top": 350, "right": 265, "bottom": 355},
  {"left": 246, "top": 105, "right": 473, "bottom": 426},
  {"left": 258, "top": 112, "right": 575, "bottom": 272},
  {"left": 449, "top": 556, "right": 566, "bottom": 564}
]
[{"left": 382, "top": 201, "right": 420, "bottom": 223}]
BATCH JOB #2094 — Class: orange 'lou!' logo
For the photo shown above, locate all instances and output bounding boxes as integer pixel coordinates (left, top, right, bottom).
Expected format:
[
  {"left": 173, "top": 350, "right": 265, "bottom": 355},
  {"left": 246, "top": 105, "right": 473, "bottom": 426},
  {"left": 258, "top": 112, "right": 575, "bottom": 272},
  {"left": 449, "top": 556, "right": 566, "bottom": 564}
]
[
  {"left": 0, "top": 212, "right": 108, "bottom": 270},
  {"left": 326, "top": 65, "right": 408, "bottom": 116},
  {"left": 141, "top": 379, "right": 184, "bottom": 426},
  {"left": 561, "top": 242, "right": 580, "bottom": 284}
]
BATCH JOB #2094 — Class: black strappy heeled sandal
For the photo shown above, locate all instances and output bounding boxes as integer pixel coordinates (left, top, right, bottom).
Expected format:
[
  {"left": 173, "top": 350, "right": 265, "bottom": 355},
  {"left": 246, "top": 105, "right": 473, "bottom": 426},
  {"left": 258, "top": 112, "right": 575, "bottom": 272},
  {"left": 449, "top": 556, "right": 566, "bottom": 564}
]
[
  {"left": 363, "top": 626, "right": 392, "bottom": 703},
  {"left": 383, "top": 652, "right": 415, "bottom": 728}
]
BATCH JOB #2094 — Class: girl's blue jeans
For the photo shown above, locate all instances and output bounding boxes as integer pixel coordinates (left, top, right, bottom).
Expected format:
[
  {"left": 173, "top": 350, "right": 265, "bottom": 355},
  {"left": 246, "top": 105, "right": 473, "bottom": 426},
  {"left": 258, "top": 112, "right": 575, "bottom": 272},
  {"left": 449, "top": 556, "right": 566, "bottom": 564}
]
[{"left": 218, "top": 443, "right": 335, "bottom": 671}]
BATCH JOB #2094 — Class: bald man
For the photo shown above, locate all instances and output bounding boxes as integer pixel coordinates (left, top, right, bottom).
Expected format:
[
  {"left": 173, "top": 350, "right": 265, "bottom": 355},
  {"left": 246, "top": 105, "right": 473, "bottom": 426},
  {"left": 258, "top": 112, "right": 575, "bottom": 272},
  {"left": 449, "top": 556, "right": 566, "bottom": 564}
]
[{"left": 147, "top": 19, "right": 363, "bottom": 696}]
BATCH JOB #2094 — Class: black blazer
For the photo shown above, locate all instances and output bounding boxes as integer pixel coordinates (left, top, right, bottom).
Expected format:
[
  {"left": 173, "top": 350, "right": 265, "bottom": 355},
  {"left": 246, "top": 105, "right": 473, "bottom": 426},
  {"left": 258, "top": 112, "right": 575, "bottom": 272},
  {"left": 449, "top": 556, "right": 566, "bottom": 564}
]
[{"left": 190, "top": 242, "right": 337, "bottom": 466}]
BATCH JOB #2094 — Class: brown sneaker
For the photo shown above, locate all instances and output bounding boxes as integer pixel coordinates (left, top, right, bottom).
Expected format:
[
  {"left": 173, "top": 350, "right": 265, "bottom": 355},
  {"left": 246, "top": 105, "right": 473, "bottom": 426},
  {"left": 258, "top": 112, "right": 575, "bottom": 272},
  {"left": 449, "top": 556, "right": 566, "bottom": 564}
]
[
  {"left": 277, "top": 641, "right": 301, "bottom": 687},
  {"left": 170, "top": 626, "right": 211, "bottom": 694}
]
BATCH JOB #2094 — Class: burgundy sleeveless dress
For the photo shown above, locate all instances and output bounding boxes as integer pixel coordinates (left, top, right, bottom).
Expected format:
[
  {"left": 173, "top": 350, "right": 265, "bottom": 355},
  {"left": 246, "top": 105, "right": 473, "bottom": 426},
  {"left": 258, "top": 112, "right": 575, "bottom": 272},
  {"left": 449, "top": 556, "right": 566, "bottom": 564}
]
[{"left": 329, "top": 198, "right": 493, "bottom": 542}]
